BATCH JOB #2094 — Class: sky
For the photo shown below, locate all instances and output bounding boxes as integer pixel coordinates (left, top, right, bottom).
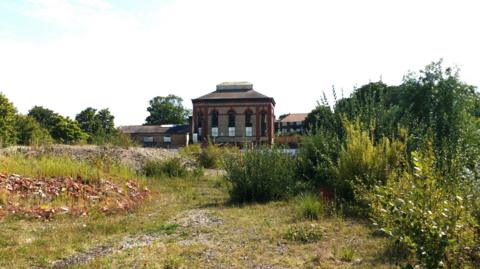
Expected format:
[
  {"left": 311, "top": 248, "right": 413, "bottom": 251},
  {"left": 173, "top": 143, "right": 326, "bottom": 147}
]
[{"left": 0, "top": 0, "right": 479, "bottom": 126}]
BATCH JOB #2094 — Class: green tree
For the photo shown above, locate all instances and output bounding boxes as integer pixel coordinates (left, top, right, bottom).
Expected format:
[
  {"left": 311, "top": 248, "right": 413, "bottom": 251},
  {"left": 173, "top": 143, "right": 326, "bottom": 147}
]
[
  {"left": 0, "top": 92, "right": 17, "bottom": 147},
  {"left": 76, "top": 107, "right": 116, "bottom": 143},
  {"left": 75, "top": 107, "right": 98, "bottom": 134},
  {"left": 303, "top": 104, "right": 342, "bottom": 137},
  {"left": 28, "top": 106, "right": 87, "bottom": 144},
  {"left": 15, "top": 115, "right": 52, "bottom": 146},
  {"left": 145, "top": 95, "right": 190, "bottom": 125}
]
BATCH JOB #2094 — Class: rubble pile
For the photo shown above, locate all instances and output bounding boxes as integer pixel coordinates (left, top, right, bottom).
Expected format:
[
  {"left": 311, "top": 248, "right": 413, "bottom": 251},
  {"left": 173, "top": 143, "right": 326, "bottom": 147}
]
[{"left": 0, "top": 173, "right": 149, "bottom": 219}]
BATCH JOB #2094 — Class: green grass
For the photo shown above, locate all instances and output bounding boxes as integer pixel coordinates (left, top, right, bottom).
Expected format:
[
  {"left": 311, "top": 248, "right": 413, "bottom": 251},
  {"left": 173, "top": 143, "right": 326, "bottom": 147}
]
[
  {"left": 295, "top": 193, "right": 325, "bottom": 220},
  {"left": 0, "top": 154, "right": 401, "bottom": 268},
  {"left": 0, "top": 154, "right": 138, "bottom": 182}
]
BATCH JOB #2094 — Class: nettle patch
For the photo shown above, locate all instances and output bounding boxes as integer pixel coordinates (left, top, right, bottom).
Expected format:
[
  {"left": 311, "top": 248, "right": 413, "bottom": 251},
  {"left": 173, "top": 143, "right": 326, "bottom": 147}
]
[{"left": 0, "top": 173, "right": 149, "bottom": 219}]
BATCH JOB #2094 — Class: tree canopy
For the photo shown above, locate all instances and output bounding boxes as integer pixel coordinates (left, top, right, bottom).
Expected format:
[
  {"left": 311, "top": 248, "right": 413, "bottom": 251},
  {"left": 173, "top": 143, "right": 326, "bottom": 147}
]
[
  {"left": 145, "top": 95, "right": 190, "bottom": 125},
  {"left": 0, "top": 93, "right": 17, "bottom": 147}
]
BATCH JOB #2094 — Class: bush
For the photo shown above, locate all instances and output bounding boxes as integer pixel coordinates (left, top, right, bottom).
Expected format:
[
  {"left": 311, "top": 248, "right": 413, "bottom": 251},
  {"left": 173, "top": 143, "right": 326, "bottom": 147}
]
[
  {"left": 370, "top": 150, "right": 477, "bottom": 268},
  {"left": 297, "top": 128, "right": 340, "bottom": 188},
  {"left": 283, "top": 223, "right": 323, "bottom": 243},
  {"left": 179, "top": 144, "right": 202, "bottom": 161},
  {"left": 295, "top": 193, "right": 325, "bottom": 220},
  {"left": 224, "top": 147, "right": 297, "bottom": 203},
  {"left": 143, "top": 158, "right": 188, "bottom": 178},
  {"left": 199, "top": 144, "right": 223, "bottom": 169},
  {"left": 335, "top": 122, "right": 407, "bottom": 203}
]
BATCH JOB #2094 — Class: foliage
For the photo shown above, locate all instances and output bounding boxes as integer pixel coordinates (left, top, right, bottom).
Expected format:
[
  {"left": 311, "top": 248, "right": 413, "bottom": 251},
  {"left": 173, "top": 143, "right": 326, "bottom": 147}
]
[
  {"left": 283, "top": 223, "right": 323, "bottom": 243},
  {"left": 224, "top": 147, "right": 297, "bottom": 203},
  {"left": 295, "top": 193, "right": 325, "bottom": 220},
  {"left": 143, "top": 158, "right": 188, "bottom": 178},
  {"left": 0, "top": 93, "right": 17, "bottom": 147},
  {"left": 297, "top": 127, "right": 340, "bottom": 188},
  {"left": 75, "top": 107, "right": 116, "bottom": 144},
  {"left": 180, "top": 144, "right": 238, "bottom": 169},
  {"left": 303, "top": 104, "right": 343, "bottom": 136},
  {"left": 28, "top": 106, "right": 87, "bottom": 144},
  {"left": 14, "top": 115, "right": 53, "bottom": 146},
  {"left": 370, "top": 151, "right": 477, "bottom": 268},
  {"left": 335, "top": 121, "right": 407, "bottom": 203},
  {"left": 145, "top": 95, "right": 190, "bottom": 125},
  {"left": 398, "top": 61, "right": 480, "bottom": 173}
]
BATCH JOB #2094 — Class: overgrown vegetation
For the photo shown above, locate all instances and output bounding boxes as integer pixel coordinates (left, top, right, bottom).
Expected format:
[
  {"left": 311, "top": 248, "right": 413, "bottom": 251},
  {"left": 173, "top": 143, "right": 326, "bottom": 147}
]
[
  {"left": 224, "top": 146, "right": 297, "bottom": 203},
  {"left": 143, "top": 158, "right": 188, "bottom": 178}
]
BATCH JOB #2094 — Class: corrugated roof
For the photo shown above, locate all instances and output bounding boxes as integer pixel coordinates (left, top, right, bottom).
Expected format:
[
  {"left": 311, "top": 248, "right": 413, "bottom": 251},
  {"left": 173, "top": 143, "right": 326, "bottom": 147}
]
[
  {"left": 279, "top": 113, "right": 308, "bottom": 123},
  {"left": 119, "top": 125, "right": 189, "bottom": 134}
]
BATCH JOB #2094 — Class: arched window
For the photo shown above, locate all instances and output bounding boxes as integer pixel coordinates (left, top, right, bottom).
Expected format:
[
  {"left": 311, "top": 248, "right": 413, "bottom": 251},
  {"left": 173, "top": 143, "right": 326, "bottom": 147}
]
[
  {"left": 245, "top": 110, "right": 253, "bottom": 127},
  {"left": 245, "top": 110, "right": 253, "bottom": 137},
  {"left": 228, "top": 110, "right": 236, "bottom": 137},
  {"left": 197, "top": 112, "right": 204, "bottom": 135},
  {"left": 211, "top": 110, "right": 218, "bottom": 127},
  {"left": 261, "top": 111, "right": 267, "bottom": 136},
  {"left": 228, "top": 110, "right": 236, "bottom": 127}
]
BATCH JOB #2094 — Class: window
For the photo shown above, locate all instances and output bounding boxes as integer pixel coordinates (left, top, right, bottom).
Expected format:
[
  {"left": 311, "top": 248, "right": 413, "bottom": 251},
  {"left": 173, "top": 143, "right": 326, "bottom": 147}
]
[
  {"left": 163, "top": 136, "right": 171, "bottom": 143},
  {"left": 211, "top": 110, "right": 218, "bottom": 127},
  {"left": 245, "top": 127, "right": 253, "bottom": 137},
  {"left": 211, "top": 127, "right": 218, "bottom": 137},
  {"left": 228, "top": 110, "right": 236, "bottom": 127},
  {"left": 143, "top": 137, "right": 154, "bottom": 143},
  {"left": 196, "top": 112, "right": 204, "bottom": 136},
  {"left": 245, "top": 110, "right": 253, "bottom": 127},
  {"left": 228, "top": 127, "right": 235, "bottom": 137},
  {"left": 261, "top": 111, "right": 267, "bottom": 136}
]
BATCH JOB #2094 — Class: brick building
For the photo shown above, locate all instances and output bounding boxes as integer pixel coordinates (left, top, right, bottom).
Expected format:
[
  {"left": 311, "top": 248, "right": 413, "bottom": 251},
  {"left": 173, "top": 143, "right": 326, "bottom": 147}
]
[
  {"left": 276, "top": 113, "right": 308, "bottom": 134},
  {"left": 119, "top": 124, "right": 190, "bottom": 148},
  {"left": 192, "top": 82, "right": 275, "bottom": 145}
]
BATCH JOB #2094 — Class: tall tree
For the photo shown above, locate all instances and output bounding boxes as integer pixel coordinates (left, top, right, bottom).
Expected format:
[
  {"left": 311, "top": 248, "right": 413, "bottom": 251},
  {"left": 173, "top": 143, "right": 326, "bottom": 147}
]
[
  {"left": 0, "top": 92, "right": 17, "bottom": 147},
  {"left": 145, "top": 95, "right": 190, "bottom": 125},
  {"left": 28, "top": 106, "right": 87, "bottom": 144}
]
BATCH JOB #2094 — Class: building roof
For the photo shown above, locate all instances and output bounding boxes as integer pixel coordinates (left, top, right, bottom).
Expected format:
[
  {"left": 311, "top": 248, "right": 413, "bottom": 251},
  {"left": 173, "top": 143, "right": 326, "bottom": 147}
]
[
  {"left": 192, "top": 82, "right": 275, "bottom": 105},
  {"left": 119, "top": 125, "right": 190, "bottom": 134},
  {"left": 279, "top": 113, "right": 308, "bottom": 123}
]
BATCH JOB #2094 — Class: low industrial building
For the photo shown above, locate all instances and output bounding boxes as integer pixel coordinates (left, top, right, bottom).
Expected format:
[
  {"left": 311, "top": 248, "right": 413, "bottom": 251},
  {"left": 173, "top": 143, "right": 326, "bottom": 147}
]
[{"left": 119, "top": 125, "right": 190, "bottom": 148}]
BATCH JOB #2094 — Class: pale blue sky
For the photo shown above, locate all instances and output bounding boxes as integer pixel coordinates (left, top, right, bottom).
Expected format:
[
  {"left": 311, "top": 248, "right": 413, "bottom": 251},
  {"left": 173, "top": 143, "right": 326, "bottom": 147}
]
[{"left": 1, "top": 0, "right": 479, "bottom": 125}]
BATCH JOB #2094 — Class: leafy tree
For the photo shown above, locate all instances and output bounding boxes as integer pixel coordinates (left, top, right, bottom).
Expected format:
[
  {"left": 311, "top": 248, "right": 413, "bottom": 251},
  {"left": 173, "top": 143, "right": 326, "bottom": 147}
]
[
  {"left": 398, "top": 61, "right": 479, "bottom": 173},
  {"left": 145, "top": 95, "right": 190, "bottom": 125},
  {"left": 28, "top": 106, "right": 87, "bottom": 144},
  {"left": 303, "top": 104, "right": 343, "bottom": 137},
  {"left": 76, "top": 107, "right": 116, "bottom": 143},
  {"left": 75, "top": 107, "right": 98, "bottom": 135},
  {"left": 0, "top": 92, "right": 17, "bottom": 147},
  {"left": 15, "top": 115, "right": 52, "bottom": 146}
]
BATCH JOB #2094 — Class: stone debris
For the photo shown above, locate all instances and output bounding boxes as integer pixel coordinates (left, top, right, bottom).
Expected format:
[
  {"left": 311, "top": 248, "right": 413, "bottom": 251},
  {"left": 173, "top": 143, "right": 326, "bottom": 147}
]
[{"left": 0, "top": 173, "right": 149, "bottom": 219}]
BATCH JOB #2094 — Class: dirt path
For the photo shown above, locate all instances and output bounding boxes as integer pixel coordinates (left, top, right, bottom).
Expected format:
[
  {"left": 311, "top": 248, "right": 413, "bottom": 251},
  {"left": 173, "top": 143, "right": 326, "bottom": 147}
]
[{"left": 51, "top": 209, "right": 223, "bottom": 268}]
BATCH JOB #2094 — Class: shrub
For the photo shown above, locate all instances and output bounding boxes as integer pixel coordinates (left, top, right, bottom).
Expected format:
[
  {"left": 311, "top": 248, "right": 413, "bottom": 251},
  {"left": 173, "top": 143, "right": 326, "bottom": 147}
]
[
  {"left": 143, "top": 158, "right": 188, "bottom": 178},
  {"left": 224, "top": 147, "right": 297, "bottom": 203},
  {"left": 283, "top": 223, "right": 323, "bottom": 243},
  {"left": 370, "top": 150, "right": 477, "bottom": 268},
  {"left": 297, "top": 128, "right": 340, "bottom": 188},
  {"left": 179, "top": 144, "right": 202, "bottom": 161},
  {"left": 295, "top": 193, "right": 325, "bottom": 220},
  {"left": 199, "top": 144, "right": 222, "bottom": 168},
  {"left": 335, "top": 122, "right": 407, "bottom": 203}
]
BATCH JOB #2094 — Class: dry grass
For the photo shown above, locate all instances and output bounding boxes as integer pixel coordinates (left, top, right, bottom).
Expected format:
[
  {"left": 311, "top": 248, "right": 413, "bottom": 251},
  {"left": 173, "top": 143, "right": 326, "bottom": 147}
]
[{"left": 0, "top": 156, "right": 401, "bottom": 268}]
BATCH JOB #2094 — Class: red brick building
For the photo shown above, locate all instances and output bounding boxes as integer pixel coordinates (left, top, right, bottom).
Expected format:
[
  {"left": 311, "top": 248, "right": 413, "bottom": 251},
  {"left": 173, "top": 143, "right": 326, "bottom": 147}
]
[{"left": 192, "top": 82, "right": 275, "bottom": 145}]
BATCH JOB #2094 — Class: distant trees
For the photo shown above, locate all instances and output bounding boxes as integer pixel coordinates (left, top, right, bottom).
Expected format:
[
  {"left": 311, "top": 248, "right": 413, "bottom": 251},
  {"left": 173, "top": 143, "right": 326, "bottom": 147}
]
[
  {"left": 15, "top": 115, "right": 52, "bottom": 146},
  {"left": 28, "top": 106, "right": 87, "bottom": 144},
  {"left": 0, "top": 93, "right": 17, "bottom": 147},
  {"left": 145, "top": 95, "right": 190, "bottom": 125},
  {"left": 76, "top": 107, "right": 116, "bottom": 143}
]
